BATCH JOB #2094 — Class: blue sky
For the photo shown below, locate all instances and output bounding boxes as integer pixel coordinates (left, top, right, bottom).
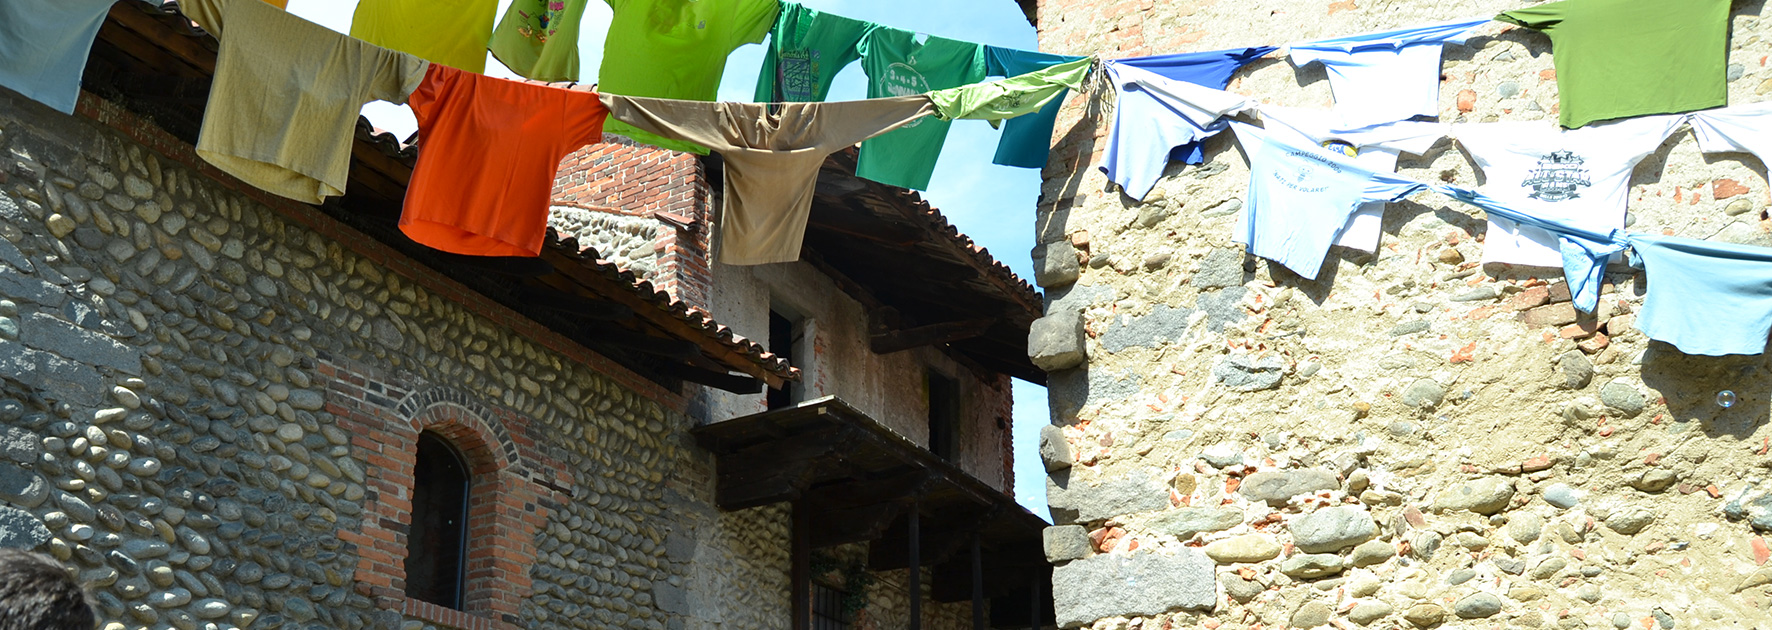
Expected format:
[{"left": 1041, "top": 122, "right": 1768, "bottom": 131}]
[{"left": 288, "top": 0, "right": 1052, "bottom": 519}]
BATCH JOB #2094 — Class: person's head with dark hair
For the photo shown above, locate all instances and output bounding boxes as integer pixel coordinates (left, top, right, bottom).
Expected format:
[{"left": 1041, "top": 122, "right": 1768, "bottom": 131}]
[{"left": 0, "top": 548, "right": 94, "bottom": 630}]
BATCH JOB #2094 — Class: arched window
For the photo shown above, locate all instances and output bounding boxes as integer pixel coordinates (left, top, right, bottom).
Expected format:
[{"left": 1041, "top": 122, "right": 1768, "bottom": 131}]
[{"left": 406, "top": 431, "right": 470, "bottom": 609}]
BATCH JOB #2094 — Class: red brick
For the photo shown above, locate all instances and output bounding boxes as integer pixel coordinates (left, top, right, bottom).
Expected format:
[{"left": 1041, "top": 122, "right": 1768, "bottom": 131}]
[
  {"left": 1457, "top": 89, "right": 1477, "bottom": 112},
  {"left": 1521, "top": 303, "right": 1579, "bottom": 327},
  {"left": 1715, "top": 178, "right": 1752, "bottom": 200}
]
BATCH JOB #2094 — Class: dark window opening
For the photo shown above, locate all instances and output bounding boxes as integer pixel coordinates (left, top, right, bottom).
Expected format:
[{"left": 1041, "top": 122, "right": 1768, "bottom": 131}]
[
  {"left": 812, "top": 582, "right": 851, "bottom": 630},
  {"left": 406, "top": 431, "right": 470, "bottom": 609},
  {"left": 927, "top": 371, "right": 959, "bottom": 461},
  {"left": 767, "top": 310, "right": 797, "bottom": 410}
]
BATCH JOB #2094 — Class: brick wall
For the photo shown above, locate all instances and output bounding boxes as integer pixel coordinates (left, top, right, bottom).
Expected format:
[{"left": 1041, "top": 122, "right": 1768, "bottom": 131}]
[
  {"left": 325, "top": 355, "right": 573, "bottom": 630},
  {"left": 551, "top": 138, "right": 713, "bottom": 308}
]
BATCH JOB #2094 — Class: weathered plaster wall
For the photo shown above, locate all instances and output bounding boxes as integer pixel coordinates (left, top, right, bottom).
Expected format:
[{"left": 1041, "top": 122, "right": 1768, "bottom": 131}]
[
  {"left": 1029, "top": 1, "right": 1772, "bottom": 629},
  {"left": 704, "top": 260, "right": 1015, "bottom": 493},
  {"left": 0, "top": 90, "right": 793, "bottom": 630}
]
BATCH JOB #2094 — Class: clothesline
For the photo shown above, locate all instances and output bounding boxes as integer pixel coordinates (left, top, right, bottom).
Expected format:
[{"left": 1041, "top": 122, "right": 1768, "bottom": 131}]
[{"left": 8, "top": 0, "right": 1770, "bottom": 356}]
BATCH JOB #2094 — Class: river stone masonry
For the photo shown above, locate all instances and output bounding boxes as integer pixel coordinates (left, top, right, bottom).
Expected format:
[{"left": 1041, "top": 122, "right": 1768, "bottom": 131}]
[
  {"left": 1028, "top": 0, "right": 1772, "bottom": 628},
  {"left": 0, "top": 89, "right": 815, "bottom": 630}
]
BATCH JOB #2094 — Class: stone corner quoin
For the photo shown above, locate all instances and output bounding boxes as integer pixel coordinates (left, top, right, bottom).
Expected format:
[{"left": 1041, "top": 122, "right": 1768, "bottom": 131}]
[{"left": 1025, "top": 0, "right": 1772, "bottom": 628}]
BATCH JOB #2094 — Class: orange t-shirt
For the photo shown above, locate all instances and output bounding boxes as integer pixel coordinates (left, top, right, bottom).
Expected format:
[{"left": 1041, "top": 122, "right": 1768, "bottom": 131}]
[{"left": 402, "top": 64, "right": 607, "bottom": 257}]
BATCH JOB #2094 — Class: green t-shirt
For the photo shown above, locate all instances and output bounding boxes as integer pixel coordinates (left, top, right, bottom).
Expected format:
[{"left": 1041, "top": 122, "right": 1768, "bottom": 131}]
[
  {"left": 855, "top": 29, "right": 987, "bottom": 191},
  {"left": 928, "top": 57, "right": 1092, "bottom": 122},
  {"left": 1497, "top": 0, "right": 1729, "bottom": 129},
  {"left": 598, "top": 0, "right": 781, "bottom": 153},
  {"left": 489, "top": 0, "right": 590, "bottom": 82},
  {"left": 752, "top": 1, "right": 875, "bottom": 102}
]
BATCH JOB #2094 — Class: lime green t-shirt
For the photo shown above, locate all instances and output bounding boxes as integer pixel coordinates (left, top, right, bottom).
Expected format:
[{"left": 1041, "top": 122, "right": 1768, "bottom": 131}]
[
  {"left": 752, "top": 1, "right": 875, "bottom": 102},
  {"left": 854, "top": 29, "right": 987, "bottom": 191},
  {"left": 1497, "top": 0, "right": 1729, "bottom": 129},
  {"left": 598, "top": 0, "right": 781, "bottom": 154},
  {"left": 350, "top": 0, "right": 498, "bottom": 74},
  {"left": 927, "top": 57, "right": 1092, "bottom": 123},
  {"left": 489, "top": 0, "right": 590, "bottom": 82}
]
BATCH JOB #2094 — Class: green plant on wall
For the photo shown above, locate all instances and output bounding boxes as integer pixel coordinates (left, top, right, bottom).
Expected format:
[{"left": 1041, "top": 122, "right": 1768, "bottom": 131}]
[{"left": 809, "top": 552, "right": 876, "bottom": 617}]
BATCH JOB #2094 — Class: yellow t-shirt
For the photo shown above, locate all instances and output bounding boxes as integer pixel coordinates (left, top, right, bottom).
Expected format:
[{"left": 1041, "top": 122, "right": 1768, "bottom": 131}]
[
  {"left": 182, "top": 0, "right": 429, "bottom": 203},
  {"left": 350, "top": 0, "right": 499, "bottom": 73}
]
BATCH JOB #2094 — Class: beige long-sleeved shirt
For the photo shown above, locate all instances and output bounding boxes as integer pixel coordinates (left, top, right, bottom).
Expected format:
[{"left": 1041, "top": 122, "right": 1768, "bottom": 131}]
[
  {"left": 601, "top": 94, "right": 933, "bottom": 265},
  {"left": 182, "top": 0, "right": 428, "bottom": 204}
]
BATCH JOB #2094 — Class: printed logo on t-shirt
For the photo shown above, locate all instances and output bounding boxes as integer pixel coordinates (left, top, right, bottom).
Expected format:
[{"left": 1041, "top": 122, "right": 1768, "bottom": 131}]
[
  {"left": 1275, "top": 151, "right": 1343, "bottom": 194},
  {"left": 779, "top": 51, "right": 818, "bottom": 101},
  {"left": 883, "top": 62, "right": 931, "bottom": 128},
  {"left": 1321, "top": 140, "right": 1358, "bottom": 158},
  {"left": 1521, "top": 150, "right": 1591, "bottom": 202}
]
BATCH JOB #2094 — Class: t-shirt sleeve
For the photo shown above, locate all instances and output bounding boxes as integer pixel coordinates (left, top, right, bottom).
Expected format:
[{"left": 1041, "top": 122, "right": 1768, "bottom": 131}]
[
  {"left": 405, "top": 65, "right": 446, "bottom": 134},
  {"left": 1495, "top": 3, "right": 1566, "bottom": 31},
  {"left": 569, "top": 91, "right": 609, "bottom": 146},
  {"left": 733, "top": 0, "right": 783, "bottom": 47},
  {"left": 367, "top": 48, "right": 432, "bottom": 106},
  {"left": 179, "top": 0, "right": 230, "bottom": 36}
]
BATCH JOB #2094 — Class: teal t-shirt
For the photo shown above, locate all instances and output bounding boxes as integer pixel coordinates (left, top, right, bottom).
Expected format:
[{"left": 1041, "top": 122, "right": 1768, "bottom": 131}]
[
  {"left": 753, "top": 1, "right": 875, "bottom": 102},
  {"left": 855, "top": 29, "right": 987, "bottom": 191}
]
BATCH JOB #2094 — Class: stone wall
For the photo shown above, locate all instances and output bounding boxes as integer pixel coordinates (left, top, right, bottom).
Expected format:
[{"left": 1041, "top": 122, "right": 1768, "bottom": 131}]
[
  {"left": 0, "top": 89, "right": 795, "bottom": 630},
  {"left": 1029, "top": 1, "right": 1772, "bottom": 629},
  {"left": 547, "top": 206, "right": 668, "bottom": 285}
]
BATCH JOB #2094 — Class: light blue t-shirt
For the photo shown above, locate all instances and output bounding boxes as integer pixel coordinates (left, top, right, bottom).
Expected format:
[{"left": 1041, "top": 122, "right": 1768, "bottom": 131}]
[
  {"left": 1627, "top": 234, "right": 1772, "bottom": 356},
  {"left": 1100, "top": 48, "right": 1275, "bottom": 200},
  {"left": 1289, "top": 17, "right": 1490, "bottom": 127},
  {"left": 0, "top": 0, "right": 117, "bottom": 114},
  {"left": 1435, "top": 185, "right": 1623, "bottom": 313},
  {"left": 1229, "top": 121, "right": 1427, "bottom": 280}
]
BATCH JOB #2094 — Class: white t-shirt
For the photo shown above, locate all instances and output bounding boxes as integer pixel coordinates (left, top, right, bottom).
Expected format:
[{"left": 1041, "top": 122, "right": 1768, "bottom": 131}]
[
  {"left": 1452, "top": 115, "right": 1683, "bottom": 267},
  {"left": 1255, "top": 107, "right": 1447, "bottom": 252},
  {"left": 1689, "top": 101, "right": 1772, "bottom": 176}
]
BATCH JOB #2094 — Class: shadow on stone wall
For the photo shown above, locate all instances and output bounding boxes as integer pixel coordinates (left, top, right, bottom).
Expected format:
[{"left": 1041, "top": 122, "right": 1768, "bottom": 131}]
[{"left": 1641, "top": 344, "right": 1771, "bottom": 439}]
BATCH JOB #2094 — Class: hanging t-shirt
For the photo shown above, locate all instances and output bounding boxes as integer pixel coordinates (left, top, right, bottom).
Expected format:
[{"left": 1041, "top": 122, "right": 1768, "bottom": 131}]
[
  {"left": 1099, "top": 47, "right": 1276, "bottom": 200},
  {"left": 1625, "top": 233, "right": 1772, "bottom": 356},
  {"left": 1497, "top": 0, "right": 1730, "bottom": 129},
  {"left": 1256, "top": 107, "right": 1447, "bottom": 253},
  {"left": 985, "top": 47, "right": 1088, "bottom": 169},
  {"left": 402, "top": 65, "right": 608, "bottom": 257},
  {"left": 854, "top": 28, "right": 987, "bottom": 191},
  {"left": 182, "top": 0, "right": 429, "bottom": 204},
  {"left": 1452, "top": 115, "right": 1681, "bottom": 268},
  {"left": 602, "top": 94, "right": 933, "bottom": 265},
  {"left": 0, "top": 0, "right": 123, "bottom": 114},
  {"left": 350, "top": 0, "right": 499, "bottom": 74},
  {"left": 1689, "top": 102, "right": 1772, "bottom": 179},
  {"left": 1101, "top": 62, "right": 1260, "bottom": 202},
  {"left": 1437, "top": 185, "right": 1623, "bottom": 314},
  {"left": 1227, "top": 121, "right": 1429, "bottom": 280},
  {"left": 598, "top": 0, "right": 781, "bottom": 154},
  {"left": 1287, "top": 17, "right": 1490, "bottom": 127},
  {"left": 928, "top": 57, "right": 1092, "bottom": 123},
  {"left": 753, "top": 1, "right": 874, "bottom": 103},
  {"left": 489, "top": 0, "right": 590, "bottom": 82}
]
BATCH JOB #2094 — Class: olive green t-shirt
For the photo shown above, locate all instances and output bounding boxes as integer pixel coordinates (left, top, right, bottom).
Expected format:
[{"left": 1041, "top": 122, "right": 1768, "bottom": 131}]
[
  {"left": 1497, "top": 0, "right": 1729, "bottom": 129},
  {"left": 597, "top": 0, "right": 781, "bottom": 154},
  {"left": 489, "top": 0, "right": 591, "bottom": 82}
]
